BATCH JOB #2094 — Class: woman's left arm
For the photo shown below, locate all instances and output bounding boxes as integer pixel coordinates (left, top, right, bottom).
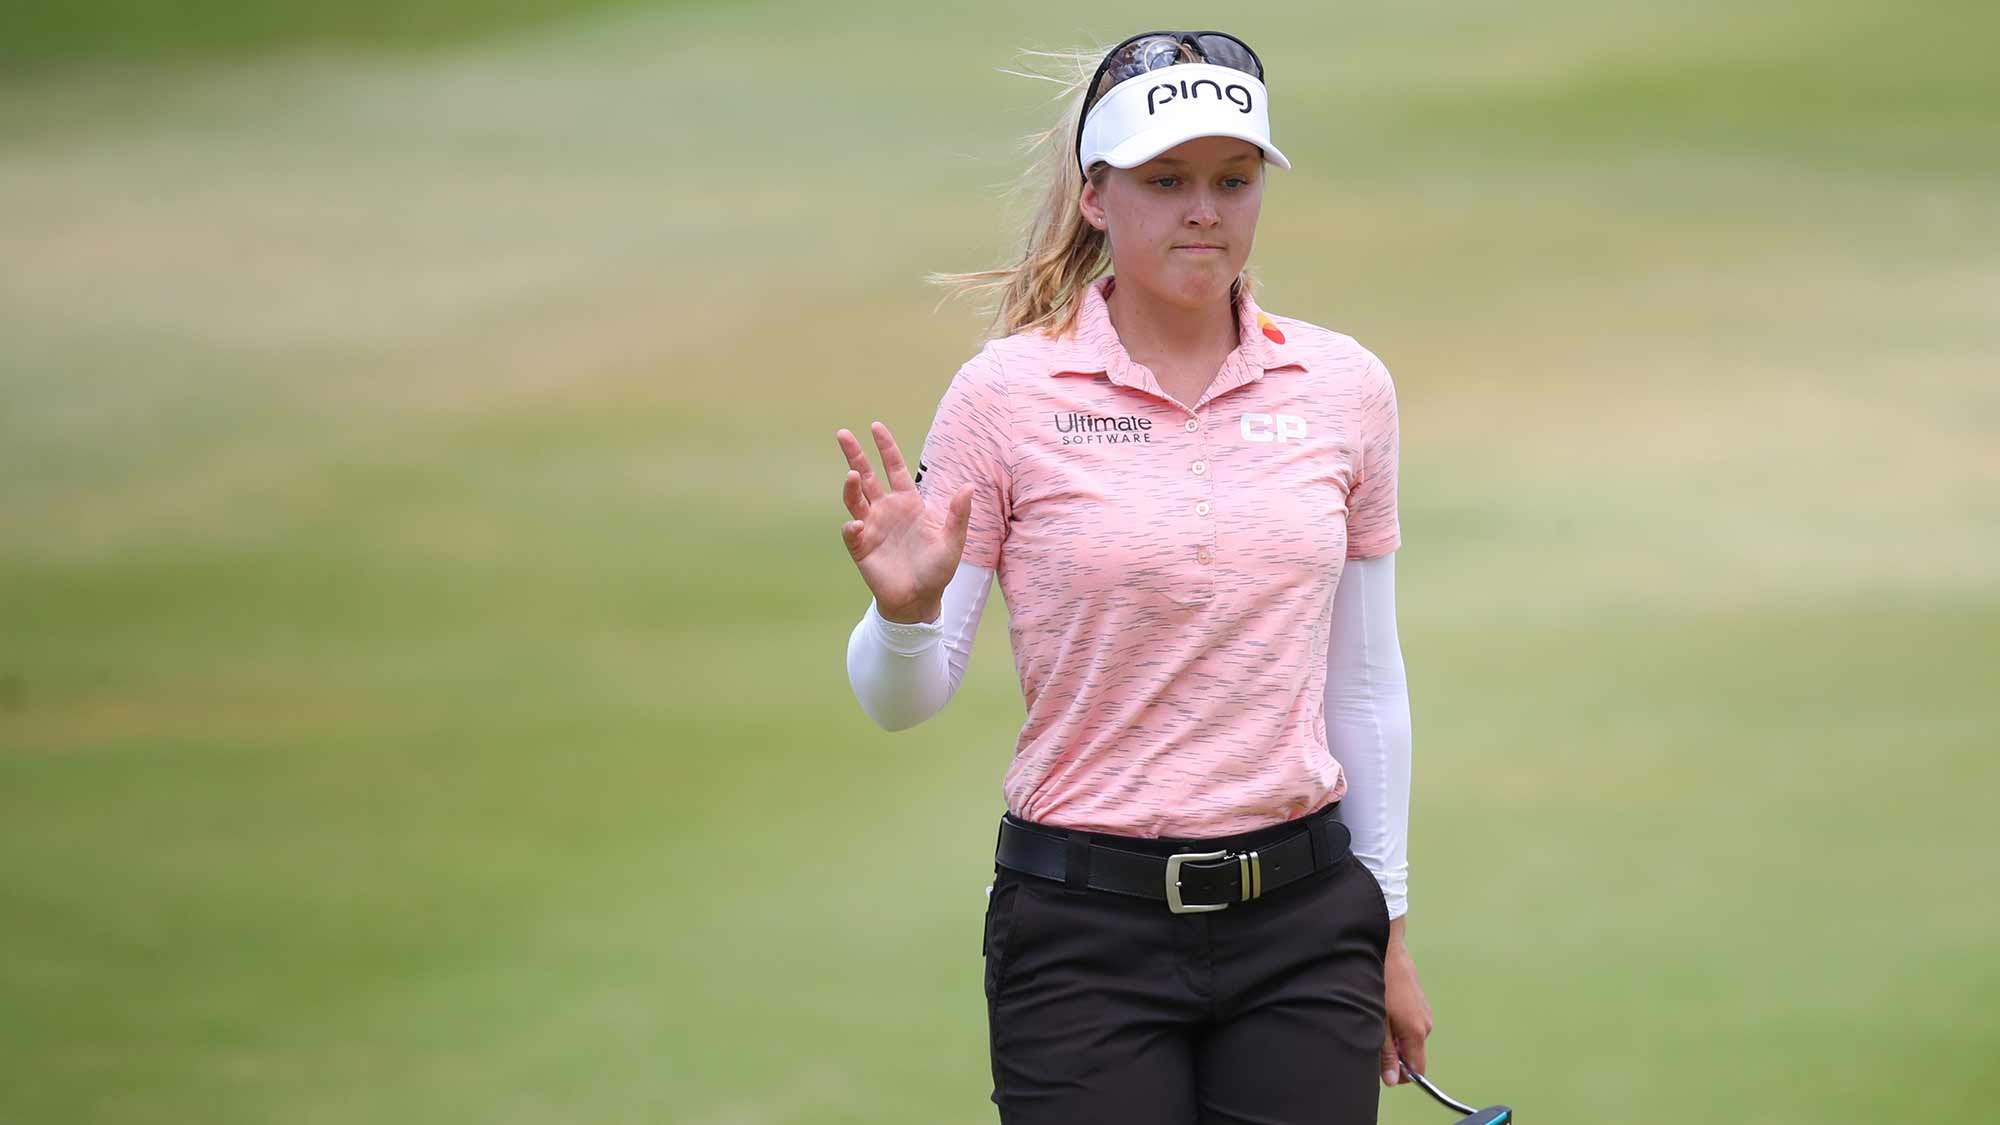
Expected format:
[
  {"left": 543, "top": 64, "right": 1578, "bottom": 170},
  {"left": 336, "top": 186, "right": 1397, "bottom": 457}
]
[{"left": 1324, "top": 551, "right": 1433, "bottom": 1087}]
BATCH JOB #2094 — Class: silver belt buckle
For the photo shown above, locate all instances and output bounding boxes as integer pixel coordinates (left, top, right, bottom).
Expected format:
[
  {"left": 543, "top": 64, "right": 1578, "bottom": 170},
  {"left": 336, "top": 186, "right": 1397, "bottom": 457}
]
[{"left": 1165, "top": 849, "right": 1231, "bottom": 914}]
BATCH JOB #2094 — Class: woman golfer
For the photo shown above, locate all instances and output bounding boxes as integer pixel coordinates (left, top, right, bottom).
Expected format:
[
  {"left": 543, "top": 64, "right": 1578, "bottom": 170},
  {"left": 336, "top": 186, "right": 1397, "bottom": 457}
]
[{"left": 837, "top": 30, "right": 1431, "bottom": 1124}]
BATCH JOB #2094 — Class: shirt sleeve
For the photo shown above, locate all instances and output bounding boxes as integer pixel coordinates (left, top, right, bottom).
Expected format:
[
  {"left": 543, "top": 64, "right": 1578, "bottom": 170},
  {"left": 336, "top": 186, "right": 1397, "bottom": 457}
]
[
  {"left": 914, "top": 344, "right": 1014, "bottom": 570},
  {"left": 844, "top": 561, "right": 996, "bottom": 731},
  {"left": 1345, "top": 350, "right": 1401, "bottom": 560},
  {"left": 1324, "top": 551, "right": 1411, "bottom": 919}
]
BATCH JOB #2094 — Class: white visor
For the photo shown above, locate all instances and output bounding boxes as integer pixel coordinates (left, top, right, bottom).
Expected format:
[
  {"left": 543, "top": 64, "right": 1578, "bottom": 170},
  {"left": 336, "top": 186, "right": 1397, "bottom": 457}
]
[{"left": 1077, "top": 62, "right": 1291, "bottom": 174}]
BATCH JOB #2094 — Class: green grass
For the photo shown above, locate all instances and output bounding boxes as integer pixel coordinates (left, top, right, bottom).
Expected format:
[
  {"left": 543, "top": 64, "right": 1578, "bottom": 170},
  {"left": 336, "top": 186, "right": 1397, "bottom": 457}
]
[
  {"left": 0, "top": 0, "right": 697, "bottom": 71},
  {"left": 2, "top": 0, "right": 1997, "bottom": 1121}
]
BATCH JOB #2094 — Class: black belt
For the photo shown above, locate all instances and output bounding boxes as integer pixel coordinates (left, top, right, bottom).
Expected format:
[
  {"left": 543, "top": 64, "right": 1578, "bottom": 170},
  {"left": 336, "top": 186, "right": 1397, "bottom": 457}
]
[{"left": 994, "top": 803, "right": 1351, "bottom": 914}]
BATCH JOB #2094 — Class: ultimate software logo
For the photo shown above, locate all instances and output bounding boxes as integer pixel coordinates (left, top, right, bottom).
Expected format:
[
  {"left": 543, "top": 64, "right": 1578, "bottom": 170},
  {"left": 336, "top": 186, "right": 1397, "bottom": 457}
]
[{"left": 1051, "top": 412, "right": 1154, "bottom": 445}]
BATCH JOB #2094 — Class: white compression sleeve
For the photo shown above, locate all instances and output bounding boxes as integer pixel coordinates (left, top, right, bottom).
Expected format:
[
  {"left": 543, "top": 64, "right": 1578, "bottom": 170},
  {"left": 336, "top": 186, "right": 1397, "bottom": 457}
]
[
  {"left": 844, "top": 561, "right": 996, "bottom": 731},
  {"left": 1325, "top": 552, "right": 1413, "bottom": 920}
]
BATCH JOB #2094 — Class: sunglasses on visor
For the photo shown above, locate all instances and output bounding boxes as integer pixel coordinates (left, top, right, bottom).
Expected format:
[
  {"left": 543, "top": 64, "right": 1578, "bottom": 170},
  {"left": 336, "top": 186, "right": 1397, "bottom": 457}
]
[{"left": 1075, "top": 30, "right": 1267, "bottom": 168}]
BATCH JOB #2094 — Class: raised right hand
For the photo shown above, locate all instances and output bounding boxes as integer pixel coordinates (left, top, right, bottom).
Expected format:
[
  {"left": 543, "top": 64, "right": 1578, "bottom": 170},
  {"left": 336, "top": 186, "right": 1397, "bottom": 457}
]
[{"left": 835, "top": 421, "right": 975, "bottom": 625}]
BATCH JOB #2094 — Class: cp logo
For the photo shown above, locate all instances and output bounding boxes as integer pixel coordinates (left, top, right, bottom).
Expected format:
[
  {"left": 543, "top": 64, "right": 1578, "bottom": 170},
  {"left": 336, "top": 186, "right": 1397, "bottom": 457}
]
[{"left": 1240, "top": 413, "right": 1308, "bottom": 443}]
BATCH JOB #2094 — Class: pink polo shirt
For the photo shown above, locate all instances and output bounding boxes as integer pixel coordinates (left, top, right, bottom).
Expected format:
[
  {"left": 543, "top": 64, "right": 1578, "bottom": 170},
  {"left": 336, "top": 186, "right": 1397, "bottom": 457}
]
[{"left": 915, "top": 274, "right": 1401, "bottom": 839}]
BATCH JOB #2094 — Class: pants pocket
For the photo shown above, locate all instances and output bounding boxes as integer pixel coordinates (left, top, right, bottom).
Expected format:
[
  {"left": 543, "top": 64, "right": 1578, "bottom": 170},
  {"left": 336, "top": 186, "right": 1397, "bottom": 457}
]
[
  {"left": 1347, "top": 854, "right": 1391, "bottom": 954},
  {"left": 982, "top": 871, "right": 1025, "bottom": 1000}
]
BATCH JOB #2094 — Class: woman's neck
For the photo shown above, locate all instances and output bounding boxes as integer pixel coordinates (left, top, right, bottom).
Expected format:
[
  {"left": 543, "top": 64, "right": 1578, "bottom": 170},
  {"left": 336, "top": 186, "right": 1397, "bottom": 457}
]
[
  {"left": 1103, "top": 275, "right": 1240, "bottom": 372},
  {"left": 1104, "top": 276, "right": 1240, "bottom": 402}
]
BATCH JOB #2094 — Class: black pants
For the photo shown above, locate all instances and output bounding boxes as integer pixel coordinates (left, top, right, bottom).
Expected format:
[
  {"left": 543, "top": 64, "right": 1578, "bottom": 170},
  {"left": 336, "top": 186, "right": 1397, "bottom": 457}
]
[{"left": 982, "top": 808, "right": 1390, "bottom": 1124}]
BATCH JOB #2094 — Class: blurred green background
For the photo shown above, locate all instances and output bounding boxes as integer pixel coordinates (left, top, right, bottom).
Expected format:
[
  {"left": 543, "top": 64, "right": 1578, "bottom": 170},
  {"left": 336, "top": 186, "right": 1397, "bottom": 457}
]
[{"left": 2, "top": 0, "right": 1995, "bottom": 1122}]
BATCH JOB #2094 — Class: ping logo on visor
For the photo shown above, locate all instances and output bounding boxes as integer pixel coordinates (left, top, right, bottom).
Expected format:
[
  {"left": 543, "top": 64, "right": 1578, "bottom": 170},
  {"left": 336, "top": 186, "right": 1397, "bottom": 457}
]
[
  {"left": 1075, "top": 30, "right": 1290, "bottom": 174},
  {"left": 1145, "top": 78, "right": 1254, "bottom": 116}
]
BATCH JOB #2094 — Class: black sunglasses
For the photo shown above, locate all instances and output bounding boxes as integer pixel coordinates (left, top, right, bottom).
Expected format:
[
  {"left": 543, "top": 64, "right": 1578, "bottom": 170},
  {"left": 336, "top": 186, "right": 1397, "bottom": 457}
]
[{"left": 1075, "top": 30, "right": 1267, "bottom": 169}]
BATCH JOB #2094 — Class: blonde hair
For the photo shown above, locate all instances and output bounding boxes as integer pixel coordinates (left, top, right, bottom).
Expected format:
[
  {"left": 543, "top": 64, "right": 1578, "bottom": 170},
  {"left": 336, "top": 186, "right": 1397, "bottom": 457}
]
[{"left": 929, "top": 43, "right": 1257, "bottom": 342}]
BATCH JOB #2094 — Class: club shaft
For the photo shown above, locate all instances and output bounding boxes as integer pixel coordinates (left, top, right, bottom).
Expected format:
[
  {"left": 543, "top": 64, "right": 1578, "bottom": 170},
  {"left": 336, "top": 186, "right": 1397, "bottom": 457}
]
[{"left": 1405, "top": 1068, "right": 1477, "bottom": 1116}]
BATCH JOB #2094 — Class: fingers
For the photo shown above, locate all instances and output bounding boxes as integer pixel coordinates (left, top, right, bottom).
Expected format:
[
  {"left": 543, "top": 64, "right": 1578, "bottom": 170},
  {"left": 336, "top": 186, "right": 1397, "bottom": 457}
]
[
  {"left": 1383, "top": 946, "right": 1433, "bottom": 1089},
  {"left": 870, "top": 421, "right": 918, "bottom": 492},
  {"left": 842, "top": 470, "right": 869, "bottom": 521},
  {"left": 839, "top": 516, "right": 869, "bottom": 560},
  {"left": 944, "top": 483, "right": 973, "bottom": 554},
  {"left": 1400, "top": 1032, "right": 1428, "bottom": 1083},
  {"left": 835, "top": 428, "right": 887, "bottom": 504},
  {"left": 1381, "top": 1018, "right": 1431, "bottom": 1088}
]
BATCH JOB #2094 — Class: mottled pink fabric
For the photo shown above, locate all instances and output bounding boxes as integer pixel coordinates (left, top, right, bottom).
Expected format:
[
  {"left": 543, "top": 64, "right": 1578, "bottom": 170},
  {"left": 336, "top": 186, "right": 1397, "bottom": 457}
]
[{"left": 915, "top": 274, "right": 1400, "bottom": 838}]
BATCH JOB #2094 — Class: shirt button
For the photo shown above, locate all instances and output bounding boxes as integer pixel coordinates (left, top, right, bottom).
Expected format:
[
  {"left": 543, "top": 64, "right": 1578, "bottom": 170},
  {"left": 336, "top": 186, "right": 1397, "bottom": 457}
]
[
  {"left": 1191, "top": 460, "right": 1207, "bottom": 476},
  {"left": 1196, "top": 547, "right": 1213, "bottom": 564},
  {"left": 1184, "top": 418, "right": 1200, "bottom": 432},
  {"left": 1195, "top": 501, "right": 1211, "bottom": 516}
]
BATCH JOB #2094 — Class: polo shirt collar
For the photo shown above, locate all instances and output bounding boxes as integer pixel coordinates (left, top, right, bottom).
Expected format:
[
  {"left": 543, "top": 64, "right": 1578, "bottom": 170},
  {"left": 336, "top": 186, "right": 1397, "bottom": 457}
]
[{"left": 1042, "top": 275, "right": 1308, "bottom": 394}]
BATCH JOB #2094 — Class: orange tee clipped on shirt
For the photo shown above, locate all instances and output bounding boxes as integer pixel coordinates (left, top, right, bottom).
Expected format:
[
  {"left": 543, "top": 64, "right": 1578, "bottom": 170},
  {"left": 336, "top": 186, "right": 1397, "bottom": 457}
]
[{"left": 915, "top": 274, "right": 1401, "bottom": 840}]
